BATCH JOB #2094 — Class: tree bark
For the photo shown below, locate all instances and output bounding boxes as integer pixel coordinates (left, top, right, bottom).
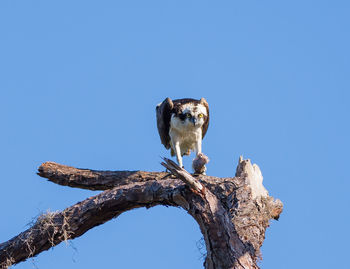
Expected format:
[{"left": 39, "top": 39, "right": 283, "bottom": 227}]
[{"left": 0, "top": 157, "right": 282, "bottom": 269}]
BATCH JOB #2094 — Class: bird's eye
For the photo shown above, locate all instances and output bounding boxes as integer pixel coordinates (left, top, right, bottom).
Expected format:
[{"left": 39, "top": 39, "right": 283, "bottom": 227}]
[
  {"left": 186, "top": 113, "right": 191, "bottom": 118},
  {"left": 198, "top": 114, "right": 204, "bottom": 118}
]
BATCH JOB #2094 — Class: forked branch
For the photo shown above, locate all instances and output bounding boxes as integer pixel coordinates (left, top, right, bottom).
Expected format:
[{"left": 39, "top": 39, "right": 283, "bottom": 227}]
[{"left": 0, "top": 158, "right": 283, "bottom": 269}]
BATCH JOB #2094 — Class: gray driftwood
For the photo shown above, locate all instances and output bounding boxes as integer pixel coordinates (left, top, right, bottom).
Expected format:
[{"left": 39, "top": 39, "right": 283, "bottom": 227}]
[{"left": 0, "top": 157, "right": 282, "bottom": 269}]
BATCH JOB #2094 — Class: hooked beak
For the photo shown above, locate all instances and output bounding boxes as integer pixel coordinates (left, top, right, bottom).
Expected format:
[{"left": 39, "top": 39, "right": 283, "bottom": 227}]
[{"left": 191, "top": 117, "right": 198, "bottom": 126}]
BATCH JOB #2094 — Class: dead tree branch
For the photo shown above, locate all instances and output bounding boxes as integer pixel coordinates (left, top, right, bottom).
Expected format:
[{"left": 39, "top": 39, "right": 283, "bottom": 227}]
[{"left": 0, "top": 157, "right": 283, "bottom": 269}]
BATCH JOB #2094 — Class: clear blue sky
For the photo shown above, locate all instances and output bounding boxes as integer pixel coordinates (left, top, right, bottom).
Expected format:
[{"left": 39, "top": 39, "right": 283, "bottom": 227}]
[{"left": 1, "top": 1, "right": 349, "bottom": 268}]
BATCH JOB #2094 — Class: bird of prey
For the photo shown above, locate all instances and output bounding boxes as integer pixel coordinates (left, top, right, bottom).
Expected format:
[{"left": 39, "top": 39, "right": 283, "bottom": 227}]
[{"left": 156, "top": 97, "right": 209, "bottom": 169}]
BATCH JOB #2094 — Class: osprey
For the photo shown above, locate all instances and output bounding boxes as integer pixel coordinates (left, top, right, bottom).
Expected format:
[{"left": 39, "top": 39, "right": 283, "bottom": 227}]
[{"left": 156, "top": 97, "right": 209, "bottom": 169}]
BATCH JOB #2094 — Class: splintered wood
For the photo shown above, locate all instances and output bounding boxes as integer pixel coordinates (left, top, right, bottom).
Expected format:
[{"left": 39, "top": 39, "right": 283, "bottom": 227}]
[{"left": 1, "top": 157, "right": 283, "bottom": 269}]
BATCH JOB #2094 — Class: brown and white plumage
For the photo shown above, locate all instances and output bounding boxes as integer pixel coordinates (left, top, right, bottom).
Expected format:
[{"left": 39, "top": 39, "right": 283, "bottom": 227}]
[{"left": 156, "top": 97, "right": 209, "bottom": 169}]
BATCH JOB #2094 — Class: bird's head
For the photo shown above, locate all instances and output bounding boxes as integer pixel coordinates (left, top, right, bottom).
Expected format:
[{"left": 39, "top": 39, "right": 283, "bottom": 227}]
[
  {"left": 178, "top": 109, "right": 205, "bottom": 127},
  {"left": 172, "top": 100, "right": 208, "bottom": 128}
]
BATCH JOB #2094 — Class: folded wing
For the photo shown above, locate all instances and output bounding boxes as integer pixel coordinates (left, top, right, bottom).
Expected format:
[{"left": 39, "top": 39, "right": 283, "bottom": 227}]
[{"left": 156, "top": 97, "right": 174, "bottom": 149}]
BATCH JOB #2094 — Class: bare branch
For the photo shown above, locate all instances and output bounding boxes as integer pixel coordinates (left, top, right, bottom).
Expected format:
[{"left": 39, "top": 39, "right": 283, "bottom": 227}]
[
  {"left": 161, "top": 158, "right": 204, "bottom": 193},
  {"left": 1, "top": 158, "right": 283, "bottom": 269},
  {"left": 37, "top": 161, "right": 170, "bottom": 190},
  {"left": 0, "top": 179, "right": 184, "bottom": 268}
]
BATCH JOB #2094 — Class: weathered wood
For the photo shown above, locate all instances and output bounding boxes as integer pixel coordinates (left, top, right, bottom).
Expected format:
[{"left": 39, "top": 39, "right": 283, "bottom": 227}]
[
  {"left": 161, "top": 158, "right": 204, "bottom": 193},
  {"left": 1, "top": 158, "right": 283, "bottom": 269},
  {"left": 37, "top": 161, "right": 170, "bottom": 190},
  {"left": 0, "top": 179, "right": 182, "bottom": 268}
]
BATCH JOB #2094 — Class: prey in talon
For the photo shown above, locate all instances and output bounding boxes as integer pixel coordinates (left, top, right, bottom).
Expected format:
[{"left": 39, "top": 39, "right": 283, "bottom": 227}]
[
  {"left": 192, "top": 153, "right": 210, "bottom": 175},
  {"left": 156, "top": 97, "right": 210, "bottom": 174}
]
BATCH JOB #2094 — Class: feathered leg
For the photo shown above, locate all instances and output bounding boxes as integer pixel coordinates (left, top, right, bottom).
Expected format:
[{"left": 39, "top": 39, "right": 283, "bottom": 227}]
[
  {"left": 194, "top": 134, "right": 202, "bottom": 156},
  {"left": 173, "top": 141, "right": 183, "bottom": 168}
]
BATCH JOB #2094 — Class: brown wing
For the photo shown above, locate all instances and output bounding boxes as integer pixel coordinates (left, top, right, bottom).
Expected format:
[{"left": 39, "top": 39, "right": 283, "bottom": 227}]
[
  {"left": 156, "top": 97, "right": 174, "bottom": 149},
  {"left": 200, "top": 98, "right": 210, "bottom": 139}
]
